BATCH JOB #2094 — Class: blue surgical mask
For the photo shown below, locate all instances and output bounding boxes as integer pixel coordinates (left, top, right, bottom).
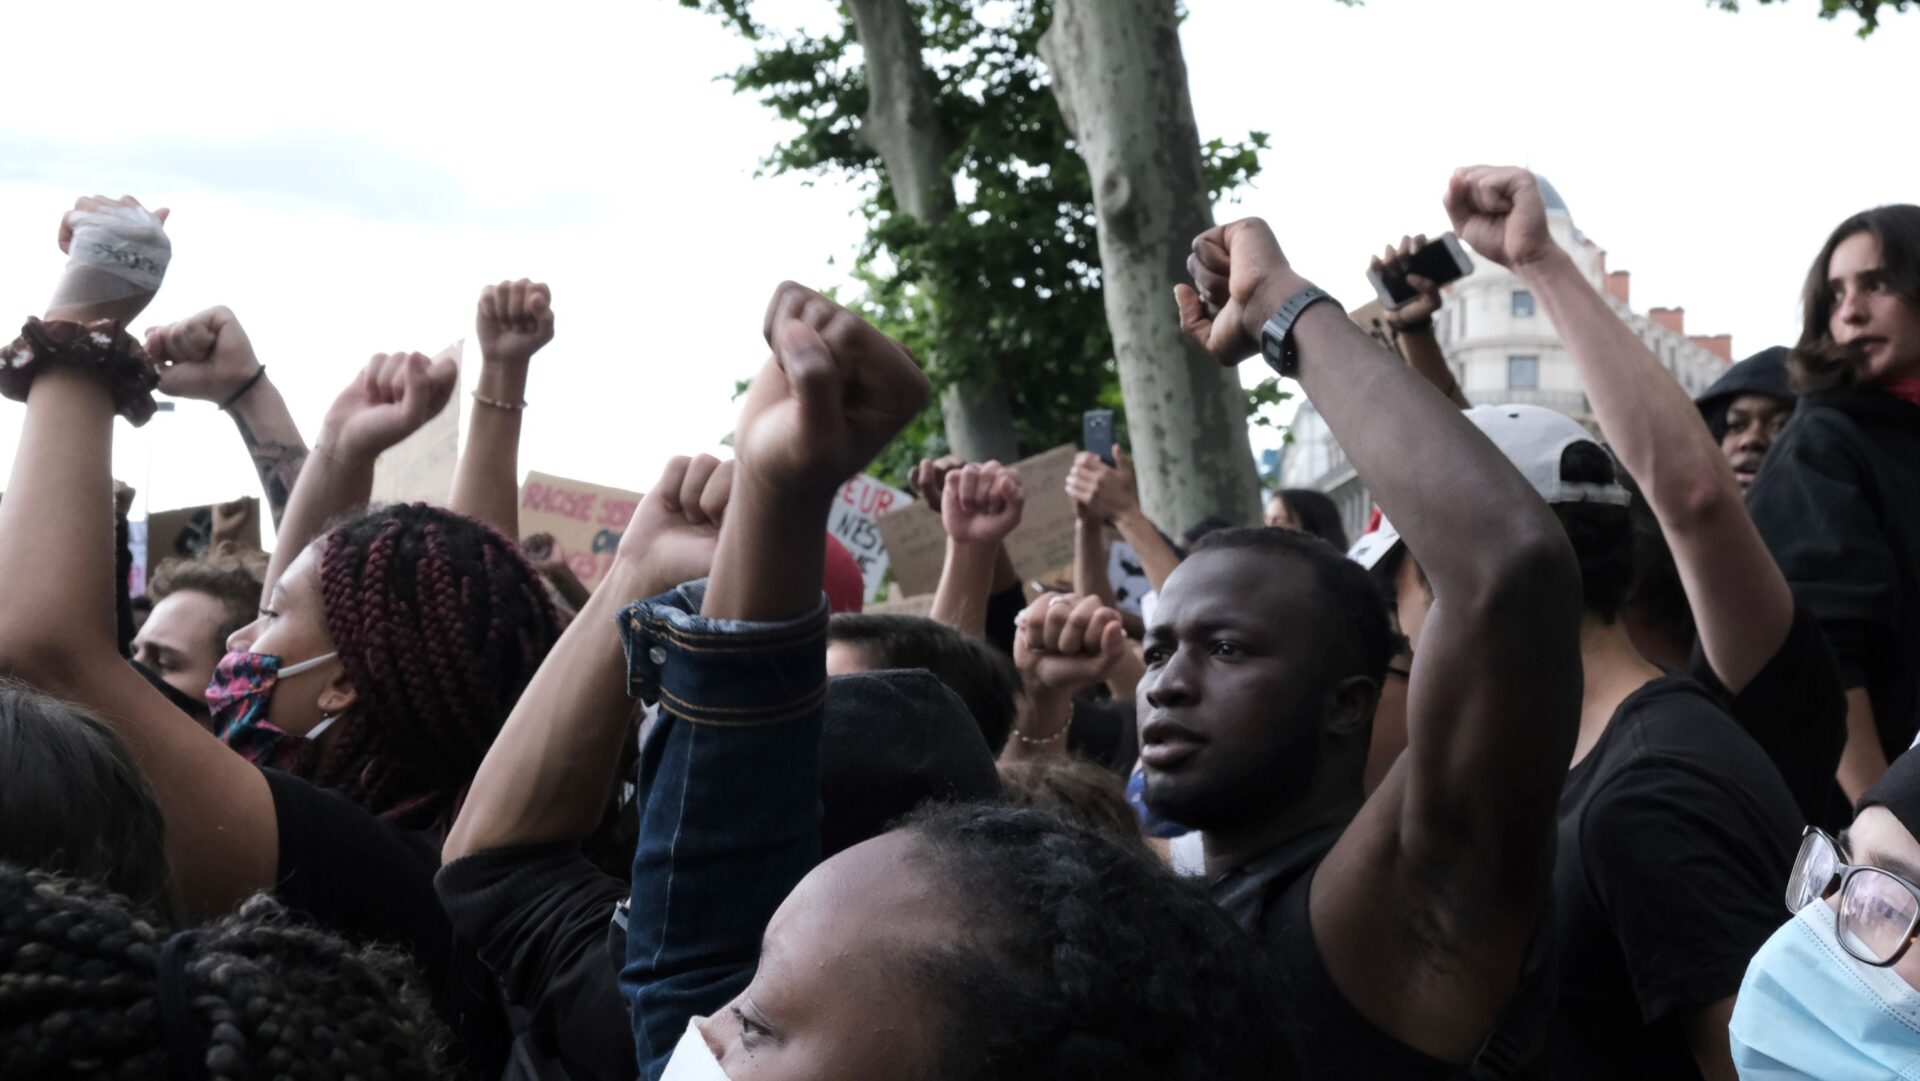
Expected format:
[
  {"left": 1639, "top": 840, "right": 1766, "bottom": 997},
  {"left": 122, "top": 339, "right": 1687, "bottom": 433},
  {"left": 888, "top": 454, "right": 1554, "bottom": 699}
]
[
  {"left": 1731, "top": 899, "right": 1920, "bottom": 1078},
  {"left": 659, "top": 1018, "right": 730, "bottom": 1080},
  {"left": 206, "top": 650, "right": 341, "bottom": 771}
]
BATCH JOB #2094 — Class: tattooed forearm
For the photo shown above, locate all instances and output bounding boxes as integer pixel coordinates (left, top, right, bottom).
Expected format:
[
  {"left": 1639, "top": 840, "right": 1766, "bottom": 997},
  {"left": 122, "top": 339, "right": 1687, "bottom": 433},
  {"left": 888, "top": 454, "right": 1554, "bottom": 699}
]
[{"left": 230, "top": 411, "right": 308, "bottom": 529}]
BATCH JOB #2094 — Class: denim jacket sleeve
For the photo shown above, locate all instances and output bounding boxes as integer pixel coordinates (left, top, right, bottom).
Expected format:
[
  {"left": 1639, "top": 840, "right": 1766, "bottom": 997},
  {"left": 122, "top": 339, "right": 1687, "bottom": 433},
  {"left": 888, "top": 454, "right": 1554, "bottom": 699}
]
[{"left": 615, "top": 579, "right": 829, "bottom": 1081}]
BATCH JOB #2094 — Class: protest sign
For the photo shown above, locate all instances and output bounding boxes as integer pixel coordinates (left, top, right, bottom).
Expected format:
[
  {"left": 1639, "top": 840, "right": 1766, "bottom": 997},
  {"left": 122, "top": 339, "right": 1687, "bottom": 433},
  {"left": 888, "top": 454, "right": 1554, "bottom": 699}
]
[
  {"left": 874, "top": 444, "right": 1080, "bottom": 598},
  {"left": 136, "top": 497, "right": 264, "bottom": 597},
  {"left": 828, "top": 474, "right": 910, "bottom": 601},
  {"left": 519, "top": 470, "right": 644, "bottom": 589},
  {"left": 371, "top": 341, "right": 462, "bottom": 506}
]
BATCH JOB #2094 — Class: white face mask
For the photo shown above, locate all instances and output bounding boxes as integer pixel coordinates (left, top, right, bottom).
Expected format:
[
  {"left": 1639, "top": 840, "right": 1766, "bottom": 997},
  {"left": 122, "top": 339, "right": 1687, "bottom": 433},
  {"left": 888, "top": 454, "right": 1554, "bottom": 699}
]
[{"left": 660, "top": 1018, "right": 731, "bottom": 1081}]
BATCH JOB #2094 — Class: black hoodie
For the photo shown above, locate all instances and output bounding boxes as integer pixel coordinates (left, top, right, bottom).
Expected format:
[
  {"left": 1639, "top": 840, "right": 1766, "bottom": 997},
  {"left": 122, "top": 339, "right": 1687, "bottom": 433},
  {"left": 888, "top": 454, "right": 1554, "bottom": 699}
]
[
  {"left": 1696, "top": 346, "right": 1794, "bottom": 441},
  {"left": 1746, "top": 384, "right": 1920, "bottom": 759}
]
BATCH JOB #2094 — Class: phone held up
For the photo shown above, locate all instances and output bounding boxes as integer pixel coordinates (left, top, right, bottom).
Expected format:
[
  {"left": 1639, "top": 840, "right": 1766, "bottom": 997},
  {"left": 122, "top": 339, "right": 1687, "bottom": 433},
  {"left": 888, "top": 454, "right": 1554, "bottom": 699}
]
[
  {"left": 1082, "top": 409, "right": 1116, "bottom": 466},
  {"left": 1368, "top": 233, "right": 1474, "bottom": 310}
]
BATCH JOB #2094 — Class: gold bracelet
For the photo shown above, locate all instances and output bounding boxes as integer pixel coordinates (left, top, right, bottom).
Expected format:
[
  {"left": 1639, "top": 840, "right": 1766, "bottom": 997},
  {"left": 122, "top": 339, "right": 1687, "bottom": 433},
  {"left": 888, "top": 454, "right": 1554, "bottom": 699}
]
[{"left": 472, "top": 391, "right": 527, "bottom": 412}]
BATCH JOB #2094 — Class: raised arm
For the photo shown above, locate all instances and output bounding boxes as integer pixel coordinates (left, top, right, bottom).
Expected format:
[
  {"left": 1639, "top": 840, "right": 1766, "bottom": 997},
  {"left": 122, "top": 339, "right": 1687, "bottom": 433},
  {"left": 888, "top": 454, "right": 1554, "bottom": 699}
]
[
  {"left": 1001, "top": 592, "right": 1127, "bottom": 764},
  {"left": 444, "top": 454, "right": 731, "bottom": 861},
  {"left": 263, "top": 350, "right": 457, "bottom": 600},
  {"left": 1449, "top": 168, "right": 1792, "bottom": 693},
  {"left": 0, "top": 198, "right": 281, "bottom": 916},
  {"left": 1067, "top": 446, "right": 1183, "bottom": 592},
  {"left": 146, "top": 307, "right": 308, "bottom": 528},
  {"left": 1370, "top": 234, "right": 1471, "bottom": 409},
  {"left": 1177, "top": 215, "right": 1582, "bottom": 1062},
  {"left": 452, "top": 279, "right": 553, "bottom": 540},
  {"left": 929, "top": 461, "right": 1025, "bottom": 637}
]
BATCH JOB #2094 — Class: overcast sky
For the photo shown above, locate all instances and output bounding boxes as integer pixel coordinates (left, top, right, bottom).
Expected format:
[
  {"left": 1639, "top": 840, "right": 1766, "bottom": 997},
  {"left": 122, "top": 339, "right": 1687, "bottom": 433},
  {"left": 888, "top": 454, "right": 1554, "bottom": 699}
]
[{"left": 0, "top": 0, "right": 1909, "bottom": 535}]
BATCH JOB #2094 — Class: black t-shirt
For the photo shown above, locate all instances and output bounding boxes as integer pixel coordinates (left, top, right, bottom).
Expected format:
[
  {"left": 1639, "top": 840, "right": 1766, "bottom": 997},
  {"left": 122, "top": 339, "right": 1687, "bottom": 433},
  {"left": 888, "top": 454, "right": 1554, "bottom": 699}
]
[
  {"left": 1685, "top": 596, "right": 1850, "bottom": 830},
  {"left": 1551, "top": 675, "right": 1800, "bottom": 1079},
  {"left": 1211, "top": 823, "right": 1464, "bottom": 1079},
  {"left": 263, "top": 769, "right": 509, "bottom": 1077}
]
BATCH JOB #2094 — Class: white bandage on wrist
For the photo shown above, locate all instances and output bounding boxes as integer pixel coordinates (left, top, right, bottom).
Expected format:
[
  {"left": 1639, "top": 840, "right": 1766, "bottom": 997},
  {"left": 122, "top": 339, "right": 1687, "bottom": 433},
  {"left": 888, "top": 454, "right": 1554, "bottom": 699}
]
[{"left": 47, "top": 205, "right": 171, "bottom": 312}]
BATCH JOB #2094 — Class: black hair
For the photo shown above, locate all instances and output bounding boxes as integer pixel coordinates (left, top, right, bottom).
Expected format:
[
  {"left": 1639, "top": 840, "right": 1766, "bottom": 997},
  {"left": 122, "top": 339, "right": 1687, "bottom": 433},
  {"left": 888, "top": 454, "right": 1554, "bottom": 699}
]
[
  {"left": 0, "top": 679, "right": 170, "bottom": 911},
  {"left": 1179, "top": 515, "right": 1233, "bottom": 550},
  {"left": 1619, "top": 477, "right": 1695, "bottom": 646},
  {"left": 1550, "top": 442, "right": 1634, "bottom": 622},
  {"left": 829, "top": 613, "right": 1021, "bottom": 753},
  {"left": 902, "top": 803, "right": 1284, "bottom": 1080},
  {"left": 1793, "top": 204, "right": 1920, "bottom": 392},
  {"left": 1272, "top": 489, "right": 1350, "bottom": 553},
  {"left": 0, "top": 862, "right": 451, "bottom": 1079},
  {"left": 1189, "top": 527, "right": 1396, "bottom": 687}
]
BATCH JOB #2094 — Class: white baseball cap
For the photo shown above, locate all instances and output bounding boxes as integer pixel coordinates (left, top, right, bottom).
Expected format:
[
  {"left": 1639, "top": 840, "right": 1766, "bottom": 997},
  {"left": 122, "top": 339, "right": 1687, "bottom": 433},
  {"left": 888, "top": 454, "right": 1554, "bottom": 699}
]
[{"left": 1348, "top": 515, "right": 1401, "bottom": 572}]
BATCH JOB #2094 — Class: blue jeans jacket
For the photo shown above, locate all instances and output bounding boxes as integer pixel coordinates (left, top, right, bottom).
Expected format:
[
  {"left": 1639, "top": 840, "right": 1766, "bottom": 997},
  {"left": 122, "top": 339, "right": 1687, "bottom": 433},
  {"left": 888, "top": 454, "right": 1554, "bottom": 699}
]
[{"left": 614, "top": 580, "right": 829, "bottom": 1081}]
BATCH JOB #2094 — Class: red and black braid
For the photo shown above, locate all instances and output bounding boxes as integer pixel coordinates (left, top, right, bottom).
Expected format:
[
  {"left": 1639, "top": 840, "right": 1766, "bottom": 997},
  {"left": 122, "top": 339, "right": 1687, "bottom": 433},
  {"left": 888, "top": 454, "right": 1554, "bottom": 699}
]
[{"left": 307, "top": 503, "right": 560, "bottom": 834}]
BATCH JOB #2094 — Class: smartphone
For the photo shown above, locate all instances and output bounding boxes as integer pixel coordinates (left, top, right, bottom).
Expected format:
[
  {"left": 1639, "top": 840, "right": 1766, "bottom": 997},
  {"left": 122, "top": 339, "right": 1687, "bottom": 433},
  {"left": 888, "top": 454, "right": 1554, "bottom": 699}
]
[
  {"left": 1082, "top": 408, "right": 1116, "bottom": 466},
  {"left": 1368, "top": 233, "right": 1475, "bottom": 310}
]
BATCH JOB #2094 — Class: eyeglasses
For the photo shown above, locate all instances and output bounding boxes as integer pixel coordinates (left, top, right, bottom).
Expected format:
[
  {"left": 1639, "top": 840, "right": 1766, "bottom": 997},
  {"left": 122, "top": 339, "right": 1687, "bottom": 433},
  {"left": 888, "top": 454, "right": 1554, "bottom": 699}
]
[{"left": 1787, "top": 826, "right": 1920, "bottom": 967}]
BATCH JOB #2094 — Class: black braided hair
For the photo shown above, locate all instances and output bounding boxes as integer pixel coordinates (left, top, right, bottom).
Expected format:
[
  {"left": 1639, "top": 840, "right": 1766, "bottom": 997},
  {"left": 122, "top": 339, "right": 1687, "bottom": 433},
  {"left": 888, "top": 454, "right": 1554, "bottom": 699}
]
[
  {"left": 901, "top": 803, "right": 1286, "bottom": 1081},
  {"left": 0, "top": 861, "right": 453, "bottom": 1080},
  {"left": 311, "top": 503, "right": 560, "bottom": 834},
  {"left": 0, "top": 679, "right": 170, "bottom": 911}
]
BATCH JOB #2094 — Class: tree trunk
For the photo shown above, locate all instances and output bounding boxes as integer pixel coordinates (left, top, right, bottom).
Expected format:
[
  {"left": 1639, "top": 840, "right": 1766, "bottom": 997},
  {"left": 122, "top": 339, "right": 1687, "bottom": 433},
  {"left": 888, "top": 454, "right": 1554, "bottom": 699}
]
[
  {"left": 847, "top": 0, "right": 1020, "bottom": 463},
  {"left": 1039, "top": 0, "right": 1263, "bottom": 533}
]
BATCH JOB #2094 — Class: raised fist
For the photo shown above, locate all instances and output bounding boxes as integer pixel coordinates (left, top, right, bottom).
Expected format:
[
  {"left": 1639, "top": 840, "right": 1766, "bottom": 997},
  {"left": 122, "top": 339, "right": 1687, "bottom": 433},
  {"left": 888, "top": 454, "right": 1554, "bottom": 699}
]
[
  {"left": 941, "top": 461, "right": 1024, "bottom": 548},
  {"left": 49, "top": 195, "right": 171, "bottom": 327},
  {"left": 1015, "top": 593, "right": 1129, "bottom": 699},
  {"left": 476, "top": 279, "right": 554, "bottom": 366},
  {"left": 617, "top": 454, "right": 734, "bottom": 593},
  {"left": 1174, "top": 218, "right": 1306, "bottom": 366},
  {"left": 146, "top": 307, "right": 262, "bottom": 403},
  {"left": 909, "top": 455, "right": 965, "bottom": 514},
  {"left": 321, "top": 350, "right": 459, "bottom": 466},
  {"left": 1371, "top": 235, "right": 1444, "bottom": 329},
  {"left": 1065, "top": 446, "right": 1139, "bottom": 524},
  {"left": 1443, "top": 166, "right": 1558, "bottom": 272},
  {"left": 733, "top": 282, "right": 931, "bottom": 502}
]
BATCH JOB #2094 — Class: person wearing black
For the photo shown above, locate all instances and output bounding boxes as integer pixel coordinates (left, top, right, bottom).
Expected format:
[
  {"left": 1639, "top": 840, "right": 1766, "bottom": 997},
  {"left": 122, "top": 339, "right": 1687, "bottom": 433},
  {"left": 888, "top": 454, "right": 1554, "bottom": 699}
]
[
  {"left": 1696, "top": 346, "right": 1796, "bottom": 489},
  {"left": 1159, "top": 212, "right": 1585, "bottom": 1073},
  {"left": 1746, "top": 204, "right": 1920, "bottom": 802}
]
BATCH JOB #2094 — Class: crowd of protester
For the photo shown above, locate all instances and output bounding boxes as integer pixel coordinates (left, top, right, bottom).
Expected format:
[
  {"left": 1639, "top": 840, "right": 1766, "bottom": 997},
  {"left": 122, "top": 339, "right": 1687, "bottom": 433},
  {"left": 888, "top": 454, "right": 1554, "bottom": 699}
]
[{"left": 0, "top": 164, "right": 1913, "bottom": 1080}]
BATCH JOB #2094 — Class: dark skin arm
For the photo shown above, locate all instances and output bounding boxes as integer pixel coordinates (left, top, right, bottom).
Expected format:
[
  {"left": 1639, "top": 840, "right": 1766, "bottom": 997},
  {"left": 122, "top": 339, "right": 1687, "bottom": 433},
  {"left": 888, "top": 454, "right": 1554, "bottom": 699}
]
[
  {"left": 1177, "top": 215, "right": 1582, "bottom": 1063},
  {"left": 1371, "top": 234, "right": 1471, "bottom": 409}
]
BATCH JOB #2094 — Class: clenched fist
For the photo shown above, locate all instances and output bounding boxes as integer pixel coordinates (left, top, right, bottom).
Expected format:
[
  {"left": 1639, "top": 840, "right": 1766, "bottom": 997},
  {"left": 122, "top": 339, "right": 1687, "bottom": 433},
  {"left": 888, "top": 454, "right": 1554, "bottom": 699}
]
[
  {"left": 476, "top": 279, "right": 554, "bottom": 366},
  {"left": 321, "top": 351, "right": 459, "bottom": 466},
  {"left": 146, "top": 307, "right": 262, "bottom": 404}
]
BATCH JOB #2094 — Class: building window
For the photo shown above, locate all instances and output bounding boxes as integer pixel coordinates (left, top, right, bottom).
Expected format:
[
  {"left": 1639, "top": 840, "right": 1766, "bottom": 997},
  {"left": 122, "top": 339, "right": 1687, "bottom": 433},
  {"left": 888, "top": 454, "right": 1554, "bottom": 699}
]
[
  {"left": 1508, "top": 355, "right": 1540, "bottom": 391},
  {"left": 1511, "top": 290, "right": 1535, "bottom": 317}
]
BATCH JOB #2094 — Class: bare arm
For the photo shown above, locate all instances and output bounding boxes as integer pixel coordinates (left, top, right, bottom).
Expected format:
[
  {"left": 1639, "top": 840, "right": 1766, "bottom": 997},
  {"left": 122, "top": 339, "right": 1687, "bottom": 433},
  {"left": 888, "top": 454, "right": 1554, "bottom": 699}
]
[
  {"left": 1370, "top": 234, "right": 1471, "bottom": 410},
  {"left": 1514, "top": 243, "right": 1791, "bottom": 693},
  {"left": 1112, "top": 506, "right": 1184, "bottom": 593},
  {"left": 929, "top": 461, "right": 1024, "bottom": 637},
  {"left": 146, "top": 307, "right": 309, "bottom": 528},
  {"left": 264, "top": 351, "right": 458, "bottom": 601},
  {"left": 444, "top": 455, "right": 731, "bottom": 861},
  {"left": 1400, "top": 326, "right": 1470, "bottom": 409},
  {"left": 1072, "top": 511, "right": 1115, "bottom": 603},
  {"left": 1838, "top": 688, "right": 1888, "bottom": 802},
  {"left": 1068, "top": 446, "right": 1183, "bottom": 594},
  {"left": 0, "top": 200, "right": 279, "bottom": 917},
  {"left": 1178, "top": 209, "right": 1581, "bottom": 1062},
  {"left": 452, "top": 280, "right": 552, "bottom": 541}
]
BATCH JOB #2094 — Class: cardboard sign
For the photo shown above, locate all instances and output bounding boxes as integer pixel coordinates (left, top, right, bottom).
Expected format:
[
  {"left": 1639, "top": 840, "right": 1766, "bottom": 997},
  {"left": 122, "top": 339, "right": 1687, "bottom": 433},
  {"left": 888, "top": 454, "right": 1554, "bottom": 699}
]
[
  {"left": 828, "top": 474, "right": 911, "bottom": 602},
  {"left": 136, "top": 498, "right": 265, "bottom": 597},
  {"left": 519, "top": 470, "right": 644, "bottom": 589},
  {"left": 371, "top": 341, "right": 462, "bottom": 507},
  {"left": 874, "top": 444, "right": 1080, "bottom": 598}
]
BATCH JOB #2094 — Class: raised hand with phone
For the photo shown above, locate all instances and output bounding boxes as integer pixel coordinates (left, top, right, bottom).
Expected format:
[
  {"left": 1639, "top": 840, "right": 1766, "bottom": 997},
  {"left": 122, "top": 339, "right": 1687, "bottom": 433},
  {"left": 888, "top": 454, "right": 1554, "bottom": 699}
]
[{"left": 1368, "top": 233, "right": 1471, "bottom": 408}]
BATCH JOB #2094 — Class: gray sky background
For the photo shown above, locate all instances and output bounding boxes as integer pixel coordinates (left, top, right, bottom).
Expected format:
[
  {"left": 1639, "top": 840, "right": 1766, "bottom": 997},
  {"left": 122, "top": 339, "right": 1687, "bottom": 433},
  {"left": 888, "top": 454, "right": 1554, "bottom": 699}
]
[{"left": 0, "top": 0, "right": 1909, "bottom": 540}]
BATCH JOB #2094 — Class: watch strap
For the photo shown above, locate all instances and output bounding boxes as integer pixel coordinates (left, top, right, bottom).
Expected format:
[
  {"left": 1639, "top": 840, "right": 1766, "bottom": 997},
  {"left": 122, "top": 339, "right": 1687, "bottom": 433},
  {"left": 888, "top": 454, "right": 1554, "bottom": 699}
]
[{"left": 1259, "top": 286, "right": 1338, "bottom": 379}]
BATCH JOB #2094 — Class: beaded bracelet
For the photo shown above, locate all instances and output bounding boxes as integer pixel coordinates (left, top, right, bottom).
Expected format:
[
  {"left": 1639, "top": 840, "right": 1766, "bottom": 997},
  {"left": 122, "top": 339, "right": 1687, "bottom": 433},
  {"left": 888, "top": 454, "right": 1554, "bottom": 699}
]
[
  {"left": 0, "top": 317, "right": 161, "bottom": 426},
  {"left": 472, "top": 390, "right": 527, "bottom": 412}
]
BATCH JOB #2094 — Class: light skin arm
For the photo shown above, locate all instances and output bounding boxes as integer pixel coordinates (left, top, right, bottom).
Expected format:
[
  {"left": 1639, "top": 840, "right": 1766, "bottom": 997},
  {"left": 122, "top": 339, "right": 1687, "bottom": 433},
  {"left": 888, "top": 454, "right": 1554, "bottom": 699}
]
[
  {"left": 1684, "top": 997, "right": 1740, "bottom": 1081},
  {"left": 263, "top": 350, "right": 458, "bottom": 601},
  {"left": 1839, "top": 688, "right": 1888, "bottom": 803},
  {"left": 1067, "top": 446, "right": 1182, "bottom": 592},
  {"left": 145, "top": 306, "right": 309, "bottom": 527},
  {"left": 1001, "top": 593, "right": 1127, "bottom": 764},
  {"left": 444, "top": 455, "right": 733, "bottom": 861},
  {"left": 1452, "top": 169, "right": 1792, "bottom": 694},
  {"left": 1072, "top": 506, "right": 1116, "bottom": 604},
  {"left": 1178, "top": 212, "right": 1583, "bottom": 1062},
  {"left": 452, "top": 279, "right": 553, "bottom": 541},
  {"left": 929, "top": 461, "right": 1024, "bottom": 637},
  {"left": 1371, "top": 234, "right": 1471, "bottom": 409},
  {"left": 0, "top": 198, "right": 279, "bottom": 917}
]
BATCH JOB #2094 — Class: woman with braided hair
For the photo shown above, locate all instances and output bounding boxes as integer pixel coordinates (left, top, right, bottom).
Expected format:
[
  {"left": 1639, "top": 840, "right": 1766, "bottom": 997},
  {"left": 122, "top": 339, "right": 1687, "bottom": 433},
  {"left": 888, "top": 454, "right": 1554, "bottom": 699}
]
[
  {"left": 0, "top": 860, "right": 453, "bottom": 1080},
  {"left": 0, "top": 195, "right": 557, "bottom": 1075}
]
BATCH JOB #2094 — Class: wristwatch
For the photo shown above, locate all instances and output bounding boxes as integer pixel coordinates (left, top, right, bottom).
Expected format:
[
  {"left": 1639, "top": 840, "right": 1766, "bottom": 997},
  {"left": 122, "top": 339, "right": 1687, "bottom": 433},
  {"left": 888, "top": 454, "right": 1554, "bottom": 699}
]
[{"left": 1259, "top": 285, "right": 1338, "bottom": 379}]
